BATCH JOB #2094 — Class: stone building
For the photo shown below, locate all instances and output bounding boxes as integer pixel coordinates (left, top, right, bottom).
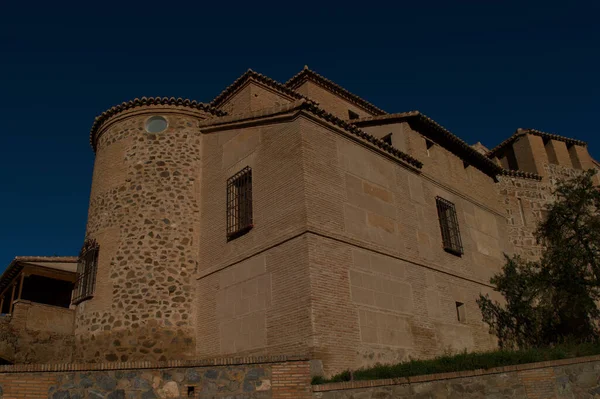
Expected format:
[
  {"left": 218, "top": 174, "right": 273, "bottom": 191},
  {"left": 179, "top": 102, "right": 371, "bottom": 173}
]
[{"left": 1, "top": 67, "right": 597, "bottom": 376}]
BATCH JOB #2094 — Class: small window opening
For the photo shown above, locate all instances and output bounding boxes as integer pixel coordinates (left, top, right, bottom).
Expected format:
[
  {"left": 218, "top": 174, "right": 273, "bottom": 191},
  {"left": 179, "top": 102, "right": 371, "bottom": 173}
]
[
  {"left": 456, "top": 302, "right": 465, "bottom": 322},
  {"left": 426, "top": 139, "right": 434, "bottom": 156},
  {"left": 348, "top": 110, "right": 360, "bottom": 120},
  {"left": 518, "top": 198, "right": 527, "bottom": 226},
  {"left": 187, "top": 386, "right": 196, "bottom": 397},
  {"left": 382, "top": 133, "right": 392, "bottom": 146},
  {"left": 226, "top": 166, "right": 253, "bottom": 241}
]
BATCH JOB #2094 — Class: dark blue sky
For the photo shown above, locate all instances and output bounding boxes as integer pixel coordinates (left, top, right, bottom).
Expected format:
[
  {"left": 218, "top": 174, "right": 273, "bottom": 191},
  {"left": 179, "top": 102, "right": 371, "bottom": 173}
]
[{"left": 0, "top": 1, "right": 598, "bottom": 270}]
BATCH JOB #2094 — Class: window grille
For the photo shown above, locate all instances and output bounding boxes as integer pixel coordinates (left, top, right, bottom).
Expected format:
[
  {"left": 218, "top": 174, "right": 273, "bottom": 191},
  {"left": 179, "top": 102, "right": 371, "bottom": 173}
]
[
  {"left": 436, "top": 197, "right": 463, "bottom": 255},
  {"left": 226, "top": 166, "right": 253, "bottom": 240},
  {"left": 72, "top": 239, "right": 99, "bottom": 304}
]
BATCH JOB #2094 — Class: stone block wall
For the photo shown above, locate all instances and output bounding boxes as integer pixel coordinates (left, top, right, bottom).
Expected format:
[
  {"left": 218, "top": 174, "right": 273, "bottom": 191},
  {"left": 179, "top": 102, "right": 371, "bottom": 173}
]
[
  {"left": 312, "top": 355, "right": 600, "bottom": 399},
  {"left": 0, "top": 356, "right": 311, "bottom": 399}
]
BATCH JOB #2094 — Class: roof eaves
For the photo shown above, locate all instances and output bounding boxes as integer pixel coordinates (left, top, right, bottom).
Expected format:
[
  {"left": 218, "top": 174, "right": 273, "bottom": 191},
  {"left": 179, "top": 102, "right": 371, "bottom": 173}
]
[
  {"left": 352, "top": 112, "right": 502, "bottom": 177},
  {"left": 298, "top": 102, "right": 421, "bottom": 169},
  {"left": 89, "top": 97, "right": 225, "bottom": 151},
  {"left": 210, "top": 69, "right": 316, "bottom": 108},
  {"left": 285, "top": 67, "right": 387, "bottom": 116},
  {"left": 0, "top": 256, "right": 78, "bottom": 296},
  {"left": 487, "top": 128, "right": 587, "bottom": 158}
]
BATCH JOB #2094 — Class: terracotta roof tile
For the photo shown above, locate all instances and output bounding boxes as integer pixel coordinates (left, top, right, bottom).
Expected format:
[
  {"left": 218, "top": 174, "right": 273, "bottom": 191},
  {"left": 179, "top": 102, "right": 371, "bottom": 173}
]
[
  {"left": 285, "top": 66, "right": 387, "bottom": 116},
  {"left": 89, "top": 97, "right": 225, "bottom": 151},
  {"left": 210, "top": 69, "right": 316, "bottom": 108},
  {"left": 352, "top": 112, "right": 502, "bottom": 178},
  {"left": 487, "top": 128, "right": 587, "bottom": 158}
]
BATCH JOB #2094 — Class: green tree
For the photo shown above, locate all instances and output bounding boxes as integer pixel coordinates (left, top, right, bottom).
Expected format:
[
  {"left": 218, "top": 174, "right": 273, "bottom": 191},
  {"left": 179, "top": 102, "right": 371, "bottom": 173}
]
[{"left": 478, "top": 169, "right": 600, "bottom": 349}]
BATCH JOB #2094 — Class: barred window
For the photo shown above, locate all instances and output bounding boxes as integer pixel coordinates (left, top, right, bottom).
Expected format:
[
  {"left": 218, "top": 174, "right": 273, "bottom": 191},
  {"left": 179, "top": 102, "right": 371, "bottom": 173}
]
[
  {"left": 436, "top": 197, "right": 463, "bottom": 255},
  {"left": 227, "top": 166, "right": 253, "bottom": 240},
  {"left": 72, "top": 239, "right": 99, "bottom": 305}
]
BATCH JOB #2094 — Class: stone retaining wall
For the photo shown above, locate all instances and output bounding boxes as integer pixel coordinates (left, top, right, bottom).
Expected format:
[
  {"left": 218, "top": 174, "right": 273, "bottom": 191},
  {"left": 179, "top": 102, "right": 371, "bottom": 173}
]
[
  {"left": 0, "top": 355, "right": 312, "bottom": 399},
  {"left": 312, "top": 355, "right": 600, "bottom": 398},
  {"left": 0, "top": 301, "right": 74, "bottom": 364}
]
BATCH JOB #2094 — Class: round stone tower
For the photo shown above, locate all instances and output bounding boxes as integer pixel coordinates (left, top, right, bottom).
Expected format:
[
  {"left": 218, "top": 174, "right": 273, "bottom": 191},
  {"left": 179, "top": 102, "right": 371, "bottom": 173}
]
[{"left": 74, "top": 98, "right": 224, "bottom": 363}]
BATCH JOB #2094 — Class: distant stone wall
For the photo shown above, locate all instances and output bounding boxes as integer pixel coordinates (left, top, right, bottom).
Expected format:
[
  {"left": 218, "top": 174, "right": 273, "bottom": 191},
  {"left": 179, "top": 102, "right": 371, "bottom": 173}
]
[
  {"left": 312, "top": 355, "right": 600, "bottom": 399},
  {"left": 0, "top": 355, "right": 311, "bottom": 399},
  {"left": 497, "top": 162, "right": 588, "bottom": 261},
  {"left": 0, "top": 301, "right": 74, "bottom": 364}
]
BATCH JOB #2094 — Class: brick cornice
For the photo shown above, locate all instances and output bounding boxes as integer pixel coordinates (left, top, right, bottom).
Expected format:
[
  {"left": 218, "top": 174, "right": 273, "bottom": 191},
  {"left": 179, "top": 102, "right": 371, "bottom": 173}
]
[
  {"left": 500, "top": 169, "right": 543, "bottom": 181},
  {"left": 0, "top": 354, "right": 310, "bottom": 374}
]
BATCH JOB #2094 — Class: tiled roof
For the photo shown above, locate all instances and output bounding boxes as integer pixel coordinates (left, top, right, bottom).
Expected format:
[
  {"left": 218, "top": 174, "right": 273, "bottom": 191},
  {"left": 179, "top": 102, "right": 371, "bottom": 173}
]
[
  {"left": 199, "top": 99, "right": 422, "bottom": 170},
  {"left": 285, "top": 66, "right": 387, "bottom": 116},
  {"left": 89, "top": 97, "right": 225, "bottom": 151},
  {"left": 487, "top": 128, "right": 587, "bottom": 158},
  {"left": 351, "top": 112, "right": 503, "bottom": 178},
  {"left": 210, "top": 69, "right": 316, "bottom": 108}
]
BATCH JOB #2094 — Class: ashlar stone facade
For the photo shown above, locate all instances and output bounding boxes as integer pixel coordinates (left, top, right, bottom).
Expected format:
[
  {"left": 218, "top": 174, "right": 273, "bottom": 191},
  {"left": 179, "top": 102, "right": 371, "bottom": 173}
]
[{"left": 3, "top": 67, "right": 598, "bottom": 377}]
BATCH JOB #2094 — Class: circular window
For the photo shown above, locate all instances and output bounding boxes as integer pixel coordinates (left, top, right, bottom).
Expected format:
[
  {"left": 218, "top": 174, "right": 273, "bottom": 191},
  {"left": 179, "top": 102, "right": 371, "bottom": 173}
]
[{"left": 145, "top": 116, "right": 168, "bottom": 133}]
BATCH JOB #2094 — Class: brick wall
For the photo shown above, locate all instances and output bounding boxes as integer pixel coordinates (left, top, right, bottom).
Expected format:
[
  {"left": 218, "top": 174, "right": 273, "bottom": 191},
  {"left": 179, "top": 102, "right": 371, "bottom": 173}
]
[
  {"left": 0, "top": 373, "right": 55, "bottom": 399},
  {"left": 312, "top": 355, "right": 600, "bottom": 398},
  {"left": 0, "top": 355, "right": 311, "bottom": 399},
  {"left": 300, "top": 116, "right": 504, "bottom": 374}
]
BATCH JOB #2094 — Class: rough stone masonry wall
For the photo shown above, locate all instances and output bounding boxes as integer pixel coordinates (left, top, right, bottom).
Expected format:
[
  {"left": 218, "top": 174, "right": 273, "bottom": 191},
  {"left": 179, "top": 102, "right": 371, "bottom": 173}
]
[
  {"left": 75, "top": 107, "right": 211, "bottom": 363},
  {"left": 497, "top": 163, "right": 583, "bottom": 260},
  {"left": 312, "top": 355, "right": 600, "bottom": 399},
  {"left": 0, "top": 356, "right": 311, "bottom": 399}
]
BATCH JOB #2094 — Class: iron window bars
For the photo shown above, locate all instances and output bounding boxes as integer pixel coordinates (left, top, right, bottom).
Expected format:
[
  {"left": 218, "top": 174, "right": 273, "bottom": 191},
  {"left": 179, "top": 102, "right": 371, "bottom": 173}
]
[
  {"left": 226, "top": 166, "right": 253, "bottom": 241},
  {"left": 72, "top": 239, "right": 99, "bottom": 304},
  {"left": 436, "top": 197, "right": 463, "bottom": 255}
]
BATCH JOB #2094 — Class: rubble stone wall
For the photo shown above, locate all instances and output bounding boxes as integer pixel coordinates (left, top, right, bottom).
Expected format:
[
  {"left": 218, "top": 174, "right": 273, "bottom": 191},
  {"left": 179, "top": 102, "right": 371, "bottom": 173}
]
[{"left": 0, "top": 356, "right": 312, "bottom": 399}]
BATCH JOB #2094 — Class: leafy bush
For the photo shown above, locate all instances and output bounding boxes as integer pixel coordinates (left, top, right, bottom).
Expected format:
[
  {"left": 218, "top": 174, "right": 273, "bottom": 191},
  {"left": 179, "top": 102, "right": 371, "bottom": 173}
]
[{"left": 478, "top": 170, "right": 600, "bottom": 348}]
